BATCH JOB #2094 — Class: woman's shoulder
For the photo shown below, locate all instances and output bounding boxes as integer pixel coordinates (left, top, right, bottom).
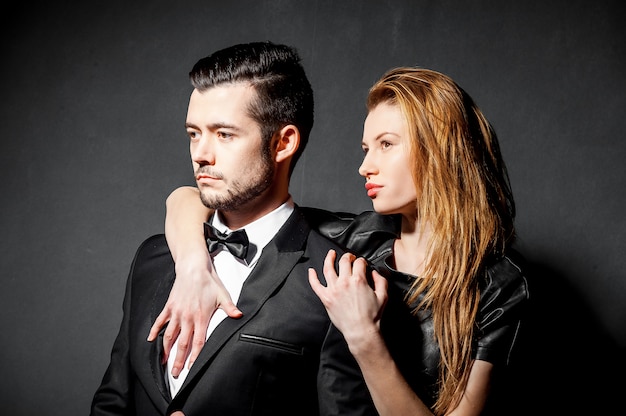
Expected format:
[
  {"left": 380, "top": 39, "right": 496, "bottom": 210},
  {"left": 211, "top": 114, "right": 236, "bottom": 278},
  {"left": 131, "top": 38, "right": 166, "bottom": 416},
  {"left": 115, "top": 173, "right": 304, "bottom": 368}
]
[
  {"left": 481, "top": 250, "right": 530, "bottom": 298},
  {"left": 475, "top": 249, "right": 531, "bottom": 365},
  {"left": 478, "top": 249, "right": 530, "bottom": 327}
]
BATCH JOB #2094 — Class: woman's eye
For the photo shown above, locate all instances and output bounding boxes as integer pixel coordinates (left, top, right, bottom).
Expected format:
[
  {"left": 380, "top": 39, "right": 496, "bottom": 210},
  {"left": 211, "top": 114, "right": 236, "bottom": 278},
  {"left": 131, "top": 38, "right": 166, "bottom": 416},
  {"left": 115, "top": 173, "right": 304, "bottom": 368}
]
[{"left": 381, "top": 140, "right": 392, "bottom": 148}]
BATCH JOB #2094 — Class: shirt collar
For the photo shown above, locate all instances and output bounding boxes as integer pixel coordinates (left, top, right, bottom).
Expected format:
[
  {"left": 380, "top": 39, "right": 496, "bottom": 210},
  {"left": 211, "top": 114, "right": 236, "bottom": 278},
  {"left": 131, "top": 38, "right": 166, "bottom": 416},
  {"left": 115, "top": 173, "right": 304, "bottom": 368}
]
[{"left": 211, "top": 197, "right": 295, "bottom": 265}]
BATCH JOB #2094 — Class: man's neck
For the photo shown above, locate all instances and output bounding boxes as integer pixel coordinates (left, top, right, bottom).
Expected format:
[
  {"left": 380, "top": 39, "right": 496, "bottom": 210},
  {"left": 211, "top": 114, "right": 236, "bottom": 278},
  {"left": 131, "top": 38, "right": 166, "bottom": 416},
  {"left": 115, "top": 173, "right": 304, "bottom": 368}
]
[{"left": 218, "top": 194, "right": 292, "bottom": 230}]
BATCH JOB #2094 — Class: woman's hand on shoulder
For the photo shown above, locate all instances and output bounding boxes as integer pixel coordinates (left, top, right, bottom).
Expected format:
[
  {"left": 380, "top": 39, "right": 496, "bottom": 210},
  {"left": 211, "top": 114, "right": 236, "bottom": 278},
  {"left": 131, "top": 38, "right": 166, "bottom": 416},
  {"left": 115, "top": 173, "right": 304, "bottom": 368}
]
[
  {"left": 308, "top": 249, "right": 388, "bottom": 353},
  {"left": 147, "top": 248, "right": 242, "bottom": 377}
]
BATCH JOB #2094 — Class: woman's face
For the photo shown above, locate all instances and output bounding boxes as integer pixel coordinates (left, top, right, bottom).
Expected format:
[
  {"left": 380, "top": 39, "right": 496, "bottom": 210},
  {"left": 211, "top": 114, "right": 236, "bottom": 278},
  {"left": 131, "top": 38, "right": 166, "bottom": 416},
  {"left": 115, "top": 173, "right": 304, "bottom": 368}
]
[{"left": 359, "top": 102, "right": 417, "bottom": 217}]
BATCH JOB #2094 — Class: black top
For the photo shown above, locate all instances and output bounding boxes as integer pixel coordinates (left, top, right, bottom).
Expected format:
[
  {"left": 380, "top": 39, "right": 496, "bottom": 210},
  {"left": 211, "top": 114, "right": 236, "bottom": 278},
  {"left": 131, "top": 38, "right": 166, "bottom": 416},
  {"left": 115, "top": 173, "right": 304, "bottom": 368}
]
[{"left": 301, "top": 208, "right": 530, "bottom": 410}]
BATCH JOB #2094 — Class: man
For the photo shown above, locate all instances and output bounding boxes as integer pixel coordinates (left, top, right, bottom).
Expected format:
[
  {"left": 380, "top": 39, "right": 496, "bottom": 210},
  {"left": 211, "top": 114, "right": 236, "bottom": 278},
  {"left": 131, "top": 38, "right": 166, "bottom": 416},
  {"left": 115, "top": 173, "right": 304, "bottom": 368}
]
[{"left": 90, "top": 42, "right": 376, "bottom": 415}]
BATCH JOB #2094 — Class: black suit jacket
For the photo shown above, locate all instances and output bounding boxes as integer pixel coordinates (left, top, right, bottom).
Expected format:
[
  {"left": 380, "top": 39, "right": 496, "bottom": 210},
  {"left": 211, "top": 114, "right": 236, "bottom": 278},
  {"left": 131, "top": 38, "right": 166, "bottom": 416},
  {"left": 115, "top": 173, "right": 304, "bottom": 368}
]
[{"left": 91, "top": 208, "right": 376, "bottom": 416}]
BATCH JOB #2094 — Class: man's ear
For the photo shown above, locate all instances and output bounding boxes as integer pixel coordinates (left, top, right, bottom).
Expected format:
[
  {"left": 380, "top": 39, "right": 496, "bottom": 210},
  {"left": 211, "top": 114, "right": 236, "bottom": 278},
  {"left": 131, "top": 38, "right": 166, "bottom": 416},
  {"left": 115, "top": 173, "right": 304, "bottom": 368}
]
[{"left": 274, "top": 124, "right": 300, "bottom": 163}]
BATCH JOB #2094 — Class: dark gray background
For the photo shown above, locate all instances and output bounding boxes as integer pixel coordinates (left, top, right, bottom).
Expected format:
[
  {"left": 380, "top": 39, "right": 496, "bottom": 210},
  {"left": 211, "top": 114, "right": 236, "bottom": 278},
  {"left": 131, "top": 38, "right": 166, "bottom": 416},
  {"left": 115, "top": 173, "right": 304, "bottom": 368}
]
[{"left": 1, "top": 0, "right": 624, "bottom": 414}]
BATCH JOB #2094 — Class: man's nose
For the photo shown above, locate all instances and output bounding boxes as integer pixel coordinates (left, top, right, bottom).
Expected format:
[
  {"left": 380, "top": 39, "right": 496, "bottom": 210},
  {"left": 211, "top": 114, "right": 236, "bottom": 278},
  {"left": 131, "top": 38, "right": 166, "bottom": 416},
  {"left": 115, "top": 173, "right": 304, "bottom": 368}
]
[{"left": 191, "top": 135, "right": 215, "bottom": 165}]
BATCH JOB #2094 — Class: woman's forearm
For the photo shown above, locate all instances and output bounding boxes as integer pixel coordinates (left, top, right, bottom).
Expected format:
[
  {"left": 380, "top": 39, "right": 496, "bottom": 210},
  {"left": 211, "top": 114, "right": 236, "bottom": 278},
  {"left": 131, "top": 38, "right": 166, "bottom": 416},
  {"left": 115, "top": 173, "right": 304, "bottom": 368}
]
[
  {"left": 165, "top": 186, "right": 212, "bottom": 262},
  {"left": 350, "top": 331, "right": 433, "bottom": 416},
  {"left": 309, "top": 255, "right": 434, "bottom": 415}
]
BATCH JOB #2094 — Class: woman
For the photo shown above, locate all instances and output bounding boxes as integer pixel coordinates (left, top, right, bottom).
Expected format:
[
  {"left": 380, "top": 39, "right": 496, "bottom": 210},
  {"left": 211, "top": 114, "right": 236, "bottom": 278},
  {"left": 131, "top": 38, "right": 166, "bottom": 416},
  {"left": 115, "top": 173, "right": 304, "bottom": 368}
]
[{"left": 151, "top": 67, "right": 529, "bottom": 415}]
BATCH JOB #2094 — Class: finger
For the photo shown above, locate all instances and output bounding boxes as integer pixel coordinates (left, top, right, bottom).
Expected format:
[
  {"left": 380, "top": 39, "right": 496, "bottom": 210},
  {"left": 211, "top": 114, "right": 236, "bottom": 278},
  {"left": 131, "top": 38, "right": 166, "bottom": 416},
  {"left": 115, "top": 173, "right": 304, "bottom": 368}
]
[
  {"left": 220, "top": 300, "right": 243, "bottom": 319},
  {"left": 210, "top": 272, "right": 243, "bottom": 318},
  {"left": 340, "top": 251, "right": 357, "bottom": 262},
  {"left": 322, "top": 250, "right": 339, "bottom": 284},
  {"left": 187, "top": 325, "right": 207, "bottom": 369},
  {"left": 171, "top": 328, "right": 192, "bottom": 377},
  {"left": 188, "top": 310, "right": 212, "bottom": 368},
  {"left": 351, "top": 257, "right": 369, "bottom": 280},
  {"left": 371, "top": 270, "right": 389, "bottom": 315},
  {"left": 161, "top": 321, "right": 181, "bottom": 364},
  {"left": 147, "top": 308, "right": 171, "bottom": 341},
  {"left": 308, "top": 268, "right": 325, "bottom": 298},
  {"left": 337, "top": 252, "right": 357, "bottom": 277}
]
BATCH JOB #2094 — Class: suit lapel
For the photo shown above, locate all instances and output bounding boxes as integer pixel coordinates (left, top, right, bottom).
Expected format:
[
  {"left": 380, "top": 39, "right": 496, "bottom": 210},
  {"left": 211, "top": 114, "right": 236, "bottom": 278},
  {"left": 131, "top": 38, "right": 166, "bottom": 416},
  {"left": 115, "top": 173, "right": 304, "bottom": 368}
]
[{"left": 173, "top": 208, "right": 310, "bottom": 399}]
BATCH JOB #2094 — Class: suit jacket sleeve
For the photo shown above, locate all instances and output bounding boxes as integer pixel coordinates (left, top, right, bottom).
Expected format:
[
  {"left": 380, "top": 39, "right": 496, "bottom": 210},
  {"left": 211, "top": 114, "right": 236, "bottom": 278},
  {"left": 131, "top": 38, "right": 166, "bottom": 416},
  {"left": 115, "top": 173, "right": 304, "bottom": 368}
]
[
  {"left": 90, "top": 247, "right": 138, "bottom": 416},
  {"left": 318, "top": 323, "right": 378, "bottom": 415}
]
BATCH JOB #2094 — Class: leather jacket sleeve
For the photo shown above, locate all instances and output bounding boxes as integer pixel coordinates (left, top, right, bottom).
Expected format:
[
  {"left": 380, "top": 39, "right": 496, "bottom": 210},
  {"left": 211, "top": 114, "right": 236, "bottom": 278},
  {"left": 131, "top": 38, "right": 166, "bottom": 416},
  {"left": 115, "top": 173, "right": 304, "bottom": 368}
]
[{"left": 475, "top": 251, "right": 530, "bottom": 366}]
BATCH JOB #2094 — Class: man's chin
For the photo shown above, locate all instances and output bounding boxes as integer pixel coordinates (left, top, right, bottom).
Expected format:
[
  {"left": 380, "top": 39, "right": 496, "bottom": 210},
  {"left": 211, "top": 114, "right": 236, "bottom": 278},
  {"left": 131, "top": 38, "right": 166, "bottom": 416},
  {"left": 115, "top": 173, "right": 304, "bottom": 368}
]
[{"left": 198, "top": 191, "right": 221, "bottom": 209}]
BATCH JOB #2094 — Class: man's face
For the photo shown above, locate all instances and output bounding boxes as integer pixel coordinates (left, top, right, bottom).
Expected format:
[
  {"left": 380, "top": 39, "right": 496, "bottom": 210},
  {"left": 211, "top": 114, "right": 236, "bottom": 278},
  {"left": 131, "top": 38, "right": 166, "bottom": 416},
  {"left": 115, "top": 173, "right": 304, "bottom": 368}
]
[{"left": 186, "top": 83, "right": 274, "bottom": 211}]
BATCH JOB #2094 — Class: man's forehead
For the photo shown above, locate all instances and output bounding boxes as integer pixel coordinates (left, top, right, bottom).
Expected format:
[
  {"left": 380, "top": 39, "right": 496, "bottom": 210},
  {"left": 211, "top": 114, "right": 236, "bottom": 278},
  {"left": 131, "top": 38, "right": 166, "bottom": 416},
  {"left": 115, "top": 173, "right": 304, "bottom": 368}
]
[
  {"left": 186, "top": 84, "right": 259, "bottom": 131},
  {"left": 189, "top": 83, "right": 255, "bottom": 112}
]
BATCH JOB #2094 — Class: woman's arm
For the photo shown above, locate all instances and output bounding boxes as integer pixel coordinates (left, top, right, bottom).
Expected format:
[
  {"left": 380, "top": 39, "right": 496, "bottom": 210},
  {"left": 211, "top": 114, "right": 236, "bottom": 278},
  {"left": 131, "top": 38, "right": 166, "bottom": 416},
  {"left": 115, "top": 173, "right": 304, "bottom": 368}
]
[
  {"left": 308, "top": 250, "right": 492, "bottom": 416},
  {"left": 147, "top": 186, "right": 242, "bottom": 378}
]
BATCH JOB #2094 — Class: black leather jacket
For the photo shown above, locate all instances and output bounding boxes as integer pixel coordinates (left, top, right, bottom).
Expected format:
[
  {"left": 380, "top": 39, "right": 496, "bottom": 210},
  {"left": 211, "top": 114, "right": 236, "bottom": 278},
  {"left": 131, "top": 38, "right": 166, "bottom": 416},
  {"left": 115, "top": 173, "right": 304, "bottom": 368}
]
[{"left": 301, "top": 207, "right": 530, "bottom": 409}]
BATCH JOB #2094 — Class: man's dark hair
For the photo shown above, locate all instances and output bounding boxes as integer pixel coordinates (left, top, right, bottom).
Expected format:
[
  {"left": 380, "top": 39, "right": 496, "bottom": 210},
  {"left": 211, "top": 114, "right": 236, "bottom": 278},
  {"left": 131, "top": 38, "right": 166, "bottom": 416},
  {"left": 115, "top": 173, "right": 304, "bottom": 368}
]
[{"left": 190, "top": 41, "right": 314, "bottom": 174}]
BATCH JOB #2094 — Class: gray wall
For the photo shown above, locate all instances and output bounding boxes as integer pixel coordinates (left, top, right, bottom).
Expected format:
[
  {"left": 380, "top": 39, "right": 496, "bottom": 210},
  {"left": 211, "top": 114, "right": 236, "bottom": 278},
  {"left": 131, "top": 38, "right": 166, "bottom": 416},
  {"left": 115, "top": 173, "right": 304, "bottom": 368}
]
[{"left": 1, "top": 0, "right": 624, "bottom": 414}]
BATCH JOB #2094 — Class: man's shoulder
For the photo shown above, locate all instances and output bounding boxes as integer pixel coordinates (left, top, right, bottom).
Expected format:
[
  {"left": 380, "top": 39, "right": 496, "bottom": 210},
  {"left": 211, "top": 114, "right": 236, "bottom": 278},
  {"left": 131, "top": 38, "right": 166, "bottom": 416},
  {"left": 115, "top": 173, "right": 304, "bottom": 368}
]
[
  {"left": 134, "top": 234, "right": 171, "bottom": 259},
  {"left": 304, "top": 226, "right": 346, "bottom": 253},
  {"left": 122, "top": 235, "right": 174, "bottom": 319},
  {"left": 280, "top": 207, "right": 345, "bottom": 257},
  {"left": 129, "top": 234, "right": 174, "bottom": 280}
]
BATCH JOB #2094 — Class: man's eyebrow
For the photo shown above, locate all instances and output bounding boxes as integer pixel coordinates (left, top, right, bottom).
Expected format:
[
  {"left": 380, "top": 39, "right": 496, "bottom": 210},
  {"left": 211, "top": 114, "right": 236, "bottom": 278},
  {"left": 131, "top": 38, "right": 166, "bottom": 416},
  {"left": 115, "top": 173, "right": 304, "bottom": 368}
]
[{"left": 184, "top": 121, "right": 242, "bottom": 131}]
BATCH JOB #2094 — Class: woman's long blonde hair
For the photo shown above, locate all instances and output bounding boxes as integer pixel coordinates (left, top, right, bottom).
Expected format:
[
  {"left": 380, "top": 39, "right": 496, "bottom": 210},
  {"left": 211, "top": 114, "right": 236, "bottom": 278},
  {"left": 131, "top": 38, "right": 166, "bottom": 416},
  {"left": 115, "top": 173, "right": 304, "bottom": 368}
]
[{"left": 367, "top": 68, "right": 515, "bottom": 415}]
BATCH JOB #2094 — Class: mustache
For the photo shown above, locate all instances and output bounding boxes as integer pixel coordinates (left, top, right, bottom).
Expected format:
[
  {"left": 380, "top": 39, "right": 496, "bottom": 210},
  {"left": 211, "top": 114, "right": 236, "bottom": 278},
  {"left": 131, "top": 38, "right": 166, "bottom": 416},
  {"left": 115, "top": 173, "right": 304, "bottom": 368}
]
[{"left": 195, "top": 166, "right": 224, "bottom": 180}]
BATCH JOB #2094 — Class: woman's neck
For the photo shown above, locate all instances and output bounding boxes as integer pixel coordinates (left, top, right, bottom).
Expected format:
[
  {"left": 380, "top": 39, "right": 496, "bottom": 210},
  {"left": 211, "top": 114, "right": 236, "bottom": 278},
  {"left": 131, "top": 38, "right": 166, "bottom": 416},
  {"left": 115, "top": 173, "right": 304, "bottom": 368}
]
[{"left": 393, "top": 218, "right": 433, "bottom": 276}]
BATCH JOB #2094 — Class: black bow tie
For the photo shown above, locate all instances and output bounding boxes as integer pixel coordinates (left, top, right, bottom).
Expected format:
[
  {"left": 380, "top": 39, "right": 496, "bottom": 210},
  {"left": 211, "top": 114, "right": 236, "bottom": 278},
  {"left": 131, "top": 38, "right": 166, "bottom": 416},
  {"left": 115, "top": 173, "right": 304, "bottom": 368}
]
[{"left": 204, "top": 222, "right": 249, "bottom": 260}]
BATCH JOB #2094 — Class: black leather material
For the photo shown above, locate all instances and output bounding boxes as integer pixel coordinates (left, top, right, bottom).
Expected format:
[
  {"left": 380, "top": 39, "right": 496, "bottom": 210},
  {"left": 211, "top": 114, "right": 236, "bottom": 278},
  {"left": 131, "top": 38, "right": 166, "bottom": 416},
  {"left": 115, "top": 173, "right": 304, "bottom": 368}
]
[
  {"left": 301, "top": 207, "right": 530, "bottom": 410},
  {"left": 300, "top": 208, "right": 400, "bottom": 262}
]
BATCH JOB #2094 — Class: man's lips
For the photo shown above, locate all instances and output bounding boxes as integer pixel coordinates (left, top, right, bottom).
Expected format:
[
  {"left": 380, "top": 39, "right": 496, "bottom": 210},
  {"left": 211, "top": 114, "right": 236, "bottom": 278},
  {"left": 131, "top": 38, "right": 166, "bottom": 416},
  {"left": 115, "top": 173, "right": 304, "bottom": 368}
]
[
  {"left": 365, "top": 182, "right": 382, "bottom": 197},
  {"left": 196, "top": 174, "right": 221, "bottom": 184}
]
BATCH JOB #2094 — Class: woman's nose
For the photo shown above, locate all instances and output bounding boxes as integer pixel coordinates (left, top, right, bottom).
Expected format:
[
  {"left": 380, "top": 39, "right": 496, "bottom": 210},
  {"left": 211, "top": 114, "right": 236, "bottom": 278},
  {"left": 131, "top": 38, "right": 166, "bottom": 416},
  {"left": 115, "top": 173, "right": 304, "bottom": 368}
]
[{"left": 358, "top": 153, "right": 376, "bottom": 178}]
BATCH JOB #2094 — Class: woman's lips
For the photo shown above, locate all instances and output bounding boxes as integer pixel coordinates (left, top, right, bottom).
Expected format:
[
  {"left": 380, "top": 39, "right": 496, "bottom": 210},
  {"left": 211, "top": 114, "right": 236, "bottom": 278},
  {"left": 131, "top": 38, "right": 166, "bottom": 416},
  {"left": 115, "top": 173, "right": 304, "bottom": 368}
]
[{"left": 365, "top": 182, "right": 382, "bottom": 197}]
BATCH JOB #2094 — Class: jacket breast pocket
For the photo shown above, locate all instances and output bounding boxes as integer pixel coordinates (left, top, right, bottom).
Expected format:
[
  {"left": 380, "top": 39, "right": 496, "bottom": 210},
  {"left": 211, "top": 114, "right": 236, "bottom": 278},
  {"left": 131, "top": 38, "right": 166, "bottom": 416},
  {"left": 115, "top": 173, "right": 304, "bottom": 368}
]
[{"left": 239, "top": 333, "right": 304, "bottom": 355}]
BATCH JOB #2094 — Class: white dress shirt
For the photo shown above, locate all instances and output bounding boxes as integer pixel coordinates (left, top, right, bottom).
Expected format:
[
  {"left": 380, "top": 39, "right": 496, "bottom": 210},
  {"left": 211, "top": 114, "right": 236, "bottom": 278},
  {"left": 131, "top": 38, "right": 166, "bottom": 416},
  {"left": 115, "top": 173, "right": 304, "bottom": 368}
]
[{"left": 167, "top": 198, "right": 295, "bottom": 396}]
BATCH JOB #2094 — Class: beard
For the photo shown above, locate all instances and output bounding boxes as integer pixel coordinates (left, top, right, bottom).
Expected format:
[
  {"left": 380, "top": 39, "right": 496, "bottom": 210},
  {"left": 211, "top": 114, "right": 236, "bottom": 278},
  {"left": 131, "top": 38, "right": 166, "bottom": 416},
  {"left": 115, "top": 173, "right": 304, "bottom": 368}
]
[{"left": 197, "top": 150, "right": 275, "bottom": 211}]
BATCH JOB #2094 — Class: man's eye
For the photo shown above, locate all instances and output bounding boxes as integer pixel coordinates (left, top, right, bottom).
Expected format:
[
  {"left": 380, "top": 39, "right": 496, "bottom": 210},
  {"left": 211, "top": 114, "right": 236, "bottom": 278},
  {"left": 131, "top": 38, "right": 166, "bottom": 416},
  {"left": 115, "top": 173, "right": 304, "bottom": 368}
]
[
  {"left": 188, "top": 131, "right": 199, "bottom": 141},
  {"left": 218, "top": 131, "right": 233, "bottom": 139}
]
